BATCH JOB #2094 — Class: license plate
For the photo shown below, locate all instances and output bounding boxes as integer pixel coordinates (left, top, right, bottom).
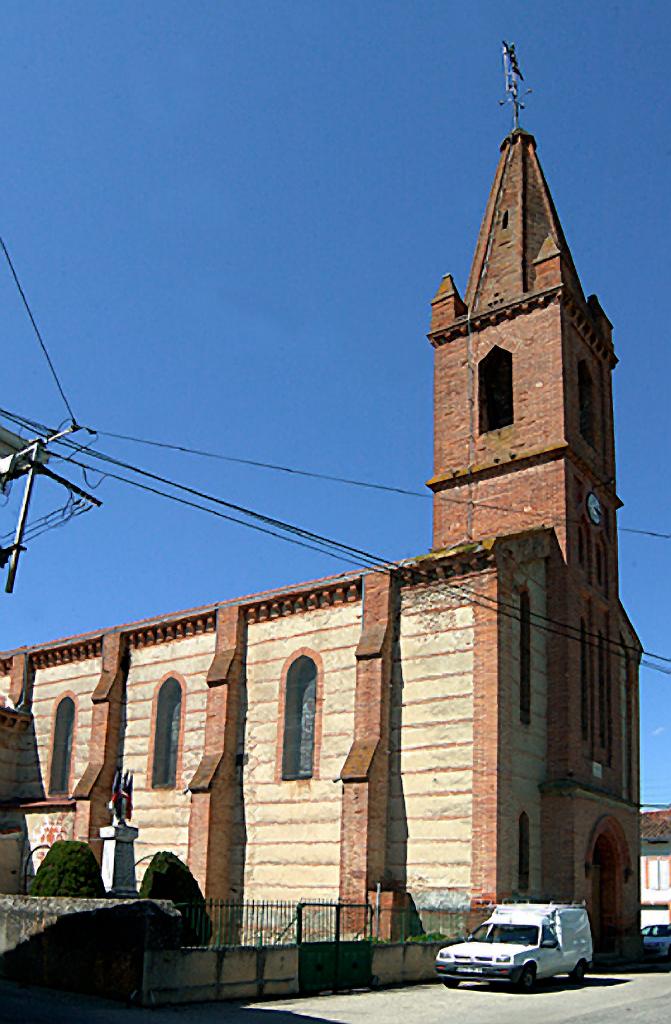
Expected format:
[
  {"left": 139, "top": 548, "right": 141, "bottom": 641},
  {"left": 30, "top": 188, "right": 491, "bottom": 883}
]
[{"left": 457, "top": 966, "right": 483, "bottom": 973}]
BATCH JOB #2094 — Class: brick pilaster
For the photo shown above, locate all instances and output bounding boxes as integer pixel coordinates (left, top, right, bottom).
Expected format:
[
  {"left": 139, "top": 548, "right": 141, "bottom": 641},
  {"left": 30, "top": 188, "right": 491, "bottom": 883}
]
[
  {"left": 187, "top": 605, "right": 245, "bottom": 898},
  {"left": 73, "top": 633, "right": 128, "bottom": 857},
  {"left": 338, "top": 571, "right": 395, "bottom": 905},
  {"left": 9, "top": 653, "right": 33, "bottom": 709},
  {"left": 470, "top": 568, "right": 501, "bottom": 905}
]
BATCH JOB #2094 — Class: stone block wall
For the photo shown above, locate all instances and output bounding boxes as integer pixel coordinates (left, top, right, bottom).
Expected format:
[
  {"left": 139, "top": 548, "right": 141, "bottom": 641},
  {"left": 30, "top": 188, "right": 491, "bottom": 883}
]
[
  {"left": 389, "top": 581, "right": 475, "bottom": 904},
  {"left": 242, "top": 600, "right": 361, "bottom": 900}
]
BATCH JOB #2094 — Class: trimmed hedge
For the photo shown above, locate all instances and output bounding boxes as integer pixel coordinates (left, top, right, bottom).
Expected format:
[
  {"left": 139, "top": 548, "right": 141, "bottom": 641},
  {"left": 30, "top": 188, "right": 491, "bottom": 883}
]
[
  {"left": 30, "top": 840, "right": 105, "bottom": 898},
  {"left": 139, "top": 851, "right": 203, "bottom": 902},
  {"left": 139, "top": 851, "right": 210, "bottom": 944}
]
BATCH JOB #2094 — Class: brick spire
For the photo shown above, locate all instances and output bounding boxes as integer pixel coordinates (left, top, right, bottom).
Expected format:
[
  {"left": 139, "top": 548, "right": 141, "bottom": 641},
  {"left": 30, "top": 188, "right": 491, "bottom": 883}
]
[{"left": 465, "top": 129, "right": 584, "bottom": 314}]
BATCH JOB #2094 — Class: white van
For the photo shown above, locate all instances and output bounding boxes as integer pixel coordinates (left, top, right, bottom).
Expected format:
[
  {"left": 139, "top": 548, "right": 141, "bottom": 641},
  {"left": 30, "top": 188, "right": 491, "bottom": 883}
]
[{"left": 435, "top": 903, "right": 592, "bottom": 991}]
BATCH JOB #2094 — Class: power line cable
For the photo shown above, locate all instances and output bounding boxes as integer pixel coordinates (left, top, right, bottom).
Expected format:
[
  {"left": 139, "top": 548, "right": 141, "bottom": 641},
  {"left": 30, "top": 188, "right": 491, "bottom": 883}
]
[
  {"left": 93, "top": 427, "right": 671, "bottom": 541},
  {"left": 2, "top": 405, "right": 670, "bottom": 671},
  {"left": 0, "top": 241, "right": 77, "bottom": 425},
  {"left": 60, "top": 453, "right": 385, "bottom": 571},
  {"left": 49, "top": 441, "right": 671, "bottom": 675},
  {"left": 54, "top": 437, "right": 389, "bottom": 568},
  {"left": 0, "top": 495, "right": 91, "bottom": 547},
  {"left": 2, "top": 405, "right": 670, "bottom": 541},
  {"left": 478, "top": 539, "right": 667, "bottom": 666}
]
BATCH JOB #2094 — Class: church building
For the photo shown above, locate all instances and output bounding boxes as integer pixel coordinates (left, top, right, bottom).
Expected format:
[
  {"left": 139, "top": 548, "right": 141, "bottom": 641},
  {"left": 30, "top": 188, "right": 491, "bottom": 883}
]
[{"left": 0, "top": 128, "right": 641, "bottom": 956}]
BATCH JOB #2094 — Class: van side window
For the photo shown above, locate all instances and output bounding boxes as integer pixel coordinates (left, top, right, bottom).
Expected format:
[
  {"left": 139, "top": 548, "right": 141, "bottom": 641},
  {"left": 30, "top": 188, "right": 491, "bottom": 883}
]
[{"left": 542, "top": 923, "right": 557, "bottom": 945}]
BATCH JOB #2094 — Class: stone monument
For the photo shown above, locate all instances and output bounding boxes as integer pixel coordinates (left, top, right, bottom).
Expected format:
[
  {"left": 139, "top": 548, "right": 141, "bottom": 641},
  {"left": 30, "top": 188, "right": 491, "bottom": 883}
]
[{"left": 100, "top": 767, "right": 138, "bottom": 897}]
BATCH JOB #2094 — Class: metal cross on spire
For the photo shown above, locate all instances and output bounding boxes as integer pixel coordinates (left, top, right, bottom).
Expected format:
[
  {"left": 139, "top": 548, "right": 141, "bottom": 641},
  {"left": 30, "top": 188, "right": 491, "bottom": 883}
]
[{"left": 501, "top": 41, "right": 529, "bottom": 131}]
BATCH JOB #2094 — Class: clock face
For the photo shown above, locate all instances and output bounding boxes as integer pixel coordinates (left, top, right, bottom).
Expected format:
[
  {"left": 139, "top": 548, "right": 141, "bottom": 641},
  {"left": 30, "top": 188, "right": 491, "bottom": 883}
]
[{"left": 586, "top": 492, "right": 602, "bottom": 526}]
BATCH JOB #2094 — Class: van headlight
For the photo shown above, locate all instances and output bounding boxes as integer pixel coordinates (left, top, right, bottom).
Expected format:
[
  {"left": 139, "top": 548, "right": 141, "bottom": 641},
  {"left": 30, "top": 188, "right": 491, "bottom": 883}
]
[
  {"left": 495, "top": 955, "right": 511, "bottom": 963},
  {"left": 438, "top": 949, "right": 454, "bottom": 960}
]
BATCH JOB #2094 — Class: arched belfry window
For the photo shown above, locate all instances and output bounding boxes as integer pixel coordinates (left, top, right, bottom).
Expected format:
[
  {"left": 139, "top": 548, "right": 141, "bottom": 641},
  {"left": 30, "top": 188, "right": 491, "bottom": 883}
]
[
  {"left": 479, "top": 346, "right": 513, "bottom": 433},
  {"left": 152, "top": 677, "right": 182, "bottom": 788},
  {"left": 519, "top": 590, "right": 531, "bottom": 724},
  {"left": 49, "top": 696, "right": 75, "bottom": 795},
  {"left": 580, "top": 619, "right": 589, "bottom": 741},
  {"left": 518, "top": 812, "right": 530, "bottom": 892},
  {"left": 282, "top": 655, "right": 318, "bottom": 780},
  {"left": 578, "top": 360, "right": 594, "bottom": 446}
]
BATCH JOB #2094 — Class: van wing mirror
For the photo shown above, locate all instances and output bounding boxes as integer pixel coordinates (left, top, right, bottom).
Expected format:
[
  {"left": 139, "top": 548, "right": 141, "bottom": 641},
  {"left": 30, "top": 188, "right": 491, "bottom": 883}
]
[{"left": 541, "top": 939, "right": 559, "bottom": 948}]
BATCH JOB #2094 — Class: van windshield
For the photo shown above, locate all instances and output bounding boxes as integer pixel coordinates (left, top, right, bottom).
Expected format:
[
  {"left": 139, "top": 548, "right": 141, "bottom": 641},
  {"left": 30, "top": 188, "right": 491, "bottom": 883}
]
[{"left": 470, "top": 924, "right": 539, "bottom": 946}]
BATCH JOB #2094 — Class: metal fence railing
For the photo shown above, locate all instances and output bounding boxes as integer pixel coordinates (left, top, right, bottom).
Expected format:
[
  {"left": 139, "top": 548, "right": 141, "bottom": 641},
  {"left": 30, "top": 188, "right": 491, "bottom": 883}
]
[
  {"left": 175, "top": 899, "right": 299, "bottom": 948},
  {"left": 371, "top": 905, "right": 489, "bottom": 944},
  {"left": 173, "top": 898, "right": 491, "bottom": 950}
]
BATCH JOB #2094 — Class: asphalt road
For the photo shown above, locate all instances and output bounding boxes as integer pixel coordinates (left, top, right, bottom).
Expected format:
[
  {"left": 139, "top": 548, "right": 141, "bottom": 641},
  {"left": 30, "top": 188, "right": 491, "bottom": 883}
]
[{"left": 1, "top": 969, "right": 670, "bottom": 1024}]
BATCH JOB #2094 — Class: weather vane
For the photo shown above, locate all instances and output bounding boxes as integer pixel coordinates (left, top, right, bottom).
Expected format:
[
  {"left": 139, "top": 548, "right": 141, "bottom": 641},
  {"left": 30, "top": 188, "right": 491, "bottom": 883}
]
[{"left": 500, "top": 41, "right": 530, "bottom": 131}]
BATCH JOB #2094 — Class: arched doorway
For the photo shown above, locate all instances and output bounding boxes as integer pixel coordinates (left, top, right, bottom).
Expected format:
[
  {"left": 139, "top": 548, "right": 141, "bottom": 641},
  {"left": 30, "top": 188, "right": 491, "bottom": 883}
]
[
  {"left": 591, "top": 832, "right": 618, "bottom": 952},
  {"left": 586, "top": 816, "right": 630, "bottom": 955}
]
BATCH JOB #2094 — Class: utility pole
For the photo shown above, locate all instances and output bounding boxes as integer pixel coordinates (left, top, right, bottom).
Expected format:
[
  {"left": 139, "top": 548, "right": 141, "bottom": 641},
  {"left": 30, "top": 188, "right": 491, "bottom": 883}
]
[{"left": 0, "top": 421, "right": 101, "bottom": 593}]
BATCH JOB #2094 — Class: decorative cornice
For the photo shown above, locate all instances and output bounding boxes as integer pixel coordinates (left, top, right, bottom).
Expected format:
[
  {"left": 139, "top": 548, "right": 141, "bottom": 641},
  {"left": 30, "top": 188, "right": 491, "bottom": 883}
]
[
  {"left": 32, "top": 639, "right": 103, "bottom": 670},
  {"left": 428, "top": 286, "right": 561, "bottom": 348},
  {"left": 427, "top": 442, "right": 568, "bottom": 492},
  {"left": 399, "top": 542, "right": 496, "bottom": 586},
  {"left": 128, "top": 612, "right": 216, "bottom": 650},
  {"left": 0, "top": 705, "right": 31, "bottom": 731},
  {"left": 0, "top": 575, "right": 365, "bottom": 669},
  {"left": 539, "top": 777, "right": 638, "bottom": 811},
  {"left": 244, "top": 580, "right": 361, "bottom": 624},
  {"left": 562, "top": 295, "right": 617, "bottom": 368}
]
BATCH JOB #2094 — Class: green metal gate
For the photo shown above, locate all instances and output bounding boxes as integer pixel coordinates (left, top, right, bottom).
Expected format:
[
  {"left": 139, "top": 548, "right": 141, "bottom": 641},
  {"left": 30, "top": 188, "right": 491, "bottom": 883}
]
[{"left": 297, "top": 902, "right": 372, "bottom": 994}]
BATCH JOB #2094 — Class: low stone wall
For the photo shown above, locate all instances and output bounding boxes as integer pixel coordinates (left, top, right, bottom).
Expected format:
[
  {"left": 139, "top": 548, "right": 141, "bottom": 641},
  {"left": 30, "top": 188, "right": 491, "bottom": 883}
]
[
  {"left": 143, "top": 946, "right": 299, "bottom": 1005},
  {"left": 142, "top": 941, "right": 443, "bottom": 1005},
  {"left": 0, "top": 895, "right": 181, "bottom": 1001},
  {"left": 371, "top": 941, "right": 444, "bottom": 988},
  {"left": 0, "top": 895, "right": 446, "bottom": 1005}
]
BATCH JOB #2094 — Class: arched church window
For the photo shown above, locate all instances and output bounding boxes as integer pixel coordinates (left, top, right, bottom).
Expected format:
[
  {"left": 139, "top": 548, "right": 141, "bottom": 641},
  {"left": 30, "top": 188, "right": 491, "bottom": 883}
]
[
  {"left": 595, "top": 544, "right": 603, "bottom": 586},
  {"left": 597, "top": 634, "right": 606, "bottom": 749},
  {"left": 282, "top": 655, "right": 317, "bottom": 780},
  {"left": 518, "top": 812, "right": 530, "bottom": 892},
  {"left": 478, "top": 346, "right": 513, "bottom": 433},
  {"left": 519, "top": 590, "right": 531, "bottom": 724},
  {"left": 578, "top": 360, "right": 594, "bottom": 446},
  {"left": 580, "top": 619, "right": 589, "bottom": 741},
  {"left": 602, "top": 543, "right": 609, "bottom": 596},
  {"left": 152, "top": 677, "right": 182, "bottom": 788},
  {"left": 49, "top": 696, "right": 75, "bottom": 795}
]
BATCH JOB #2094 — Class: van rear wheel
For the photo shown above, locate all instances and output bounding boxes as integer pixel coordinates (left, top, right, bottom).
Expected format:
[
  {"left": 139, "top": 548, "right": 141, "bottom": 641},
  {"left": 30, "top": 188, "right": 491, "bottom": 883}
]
[
  {"left": 568, "top": 959, "right": 586, "bottom": 984},
  {"left": 517, "top": 964, "right": 536, "bottom": 992}
]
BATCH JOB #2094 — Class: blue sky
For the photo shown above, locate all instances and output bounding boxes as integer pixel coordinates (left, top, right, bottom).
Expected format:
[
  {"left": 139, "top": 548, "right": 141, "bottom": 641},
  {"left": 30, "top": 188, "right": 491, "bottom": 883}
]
[{"left": 1, "top": 2, "right": 669, "bottom": 805}]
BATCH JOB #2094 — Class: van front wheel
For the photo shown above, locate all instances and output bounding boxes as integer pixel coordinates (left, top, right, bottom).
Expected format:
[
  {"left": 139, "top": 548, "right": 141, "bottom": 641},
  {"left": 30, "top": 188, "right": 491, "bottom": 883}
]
[
  {"left": 568, "top": 959, "right": 587, "bottom": 984},
  {"left": 517, "top": 964, "right": 536, "bottom": 992}
]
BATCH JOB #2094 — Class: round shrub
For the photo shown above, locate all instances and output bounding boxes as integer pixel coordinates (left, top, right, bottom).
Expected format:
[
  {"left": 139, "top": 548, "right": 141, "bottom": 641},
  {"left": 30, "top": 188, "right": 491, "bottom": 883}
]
[
  {"left": 139, "top": 851, "right": 203, "bottom": 902},
  {"left": 30, "top": 840, "right": 105, "bottom": 898},
  {"left": 139, "top": 851, "right": 210, "bottom": 945}
]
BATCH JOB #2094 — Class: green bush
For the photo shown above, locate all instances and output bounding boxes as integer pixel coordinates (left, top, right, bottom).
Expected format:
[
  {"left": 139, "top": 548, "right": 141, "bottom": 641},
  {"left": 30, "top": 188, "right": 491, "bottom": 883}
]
[
  {"left": 30, "top": 840, "right": 105, "bottom": 898},
  {"left": 139, "top": 851, "right": 210, "bottom": 945}
]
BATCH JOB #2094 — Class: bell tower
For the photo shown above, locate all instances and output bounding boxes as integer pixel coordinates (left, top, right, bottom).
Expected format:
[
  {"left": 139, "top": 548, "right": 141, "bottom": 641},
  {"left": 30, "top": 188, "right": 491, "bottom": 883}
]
[
  {"left": 427, "top": 128, "right": 618, "bottom": 594},
  {"left": 428, "top": 128, "right": 641, "bottom": 946}
]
